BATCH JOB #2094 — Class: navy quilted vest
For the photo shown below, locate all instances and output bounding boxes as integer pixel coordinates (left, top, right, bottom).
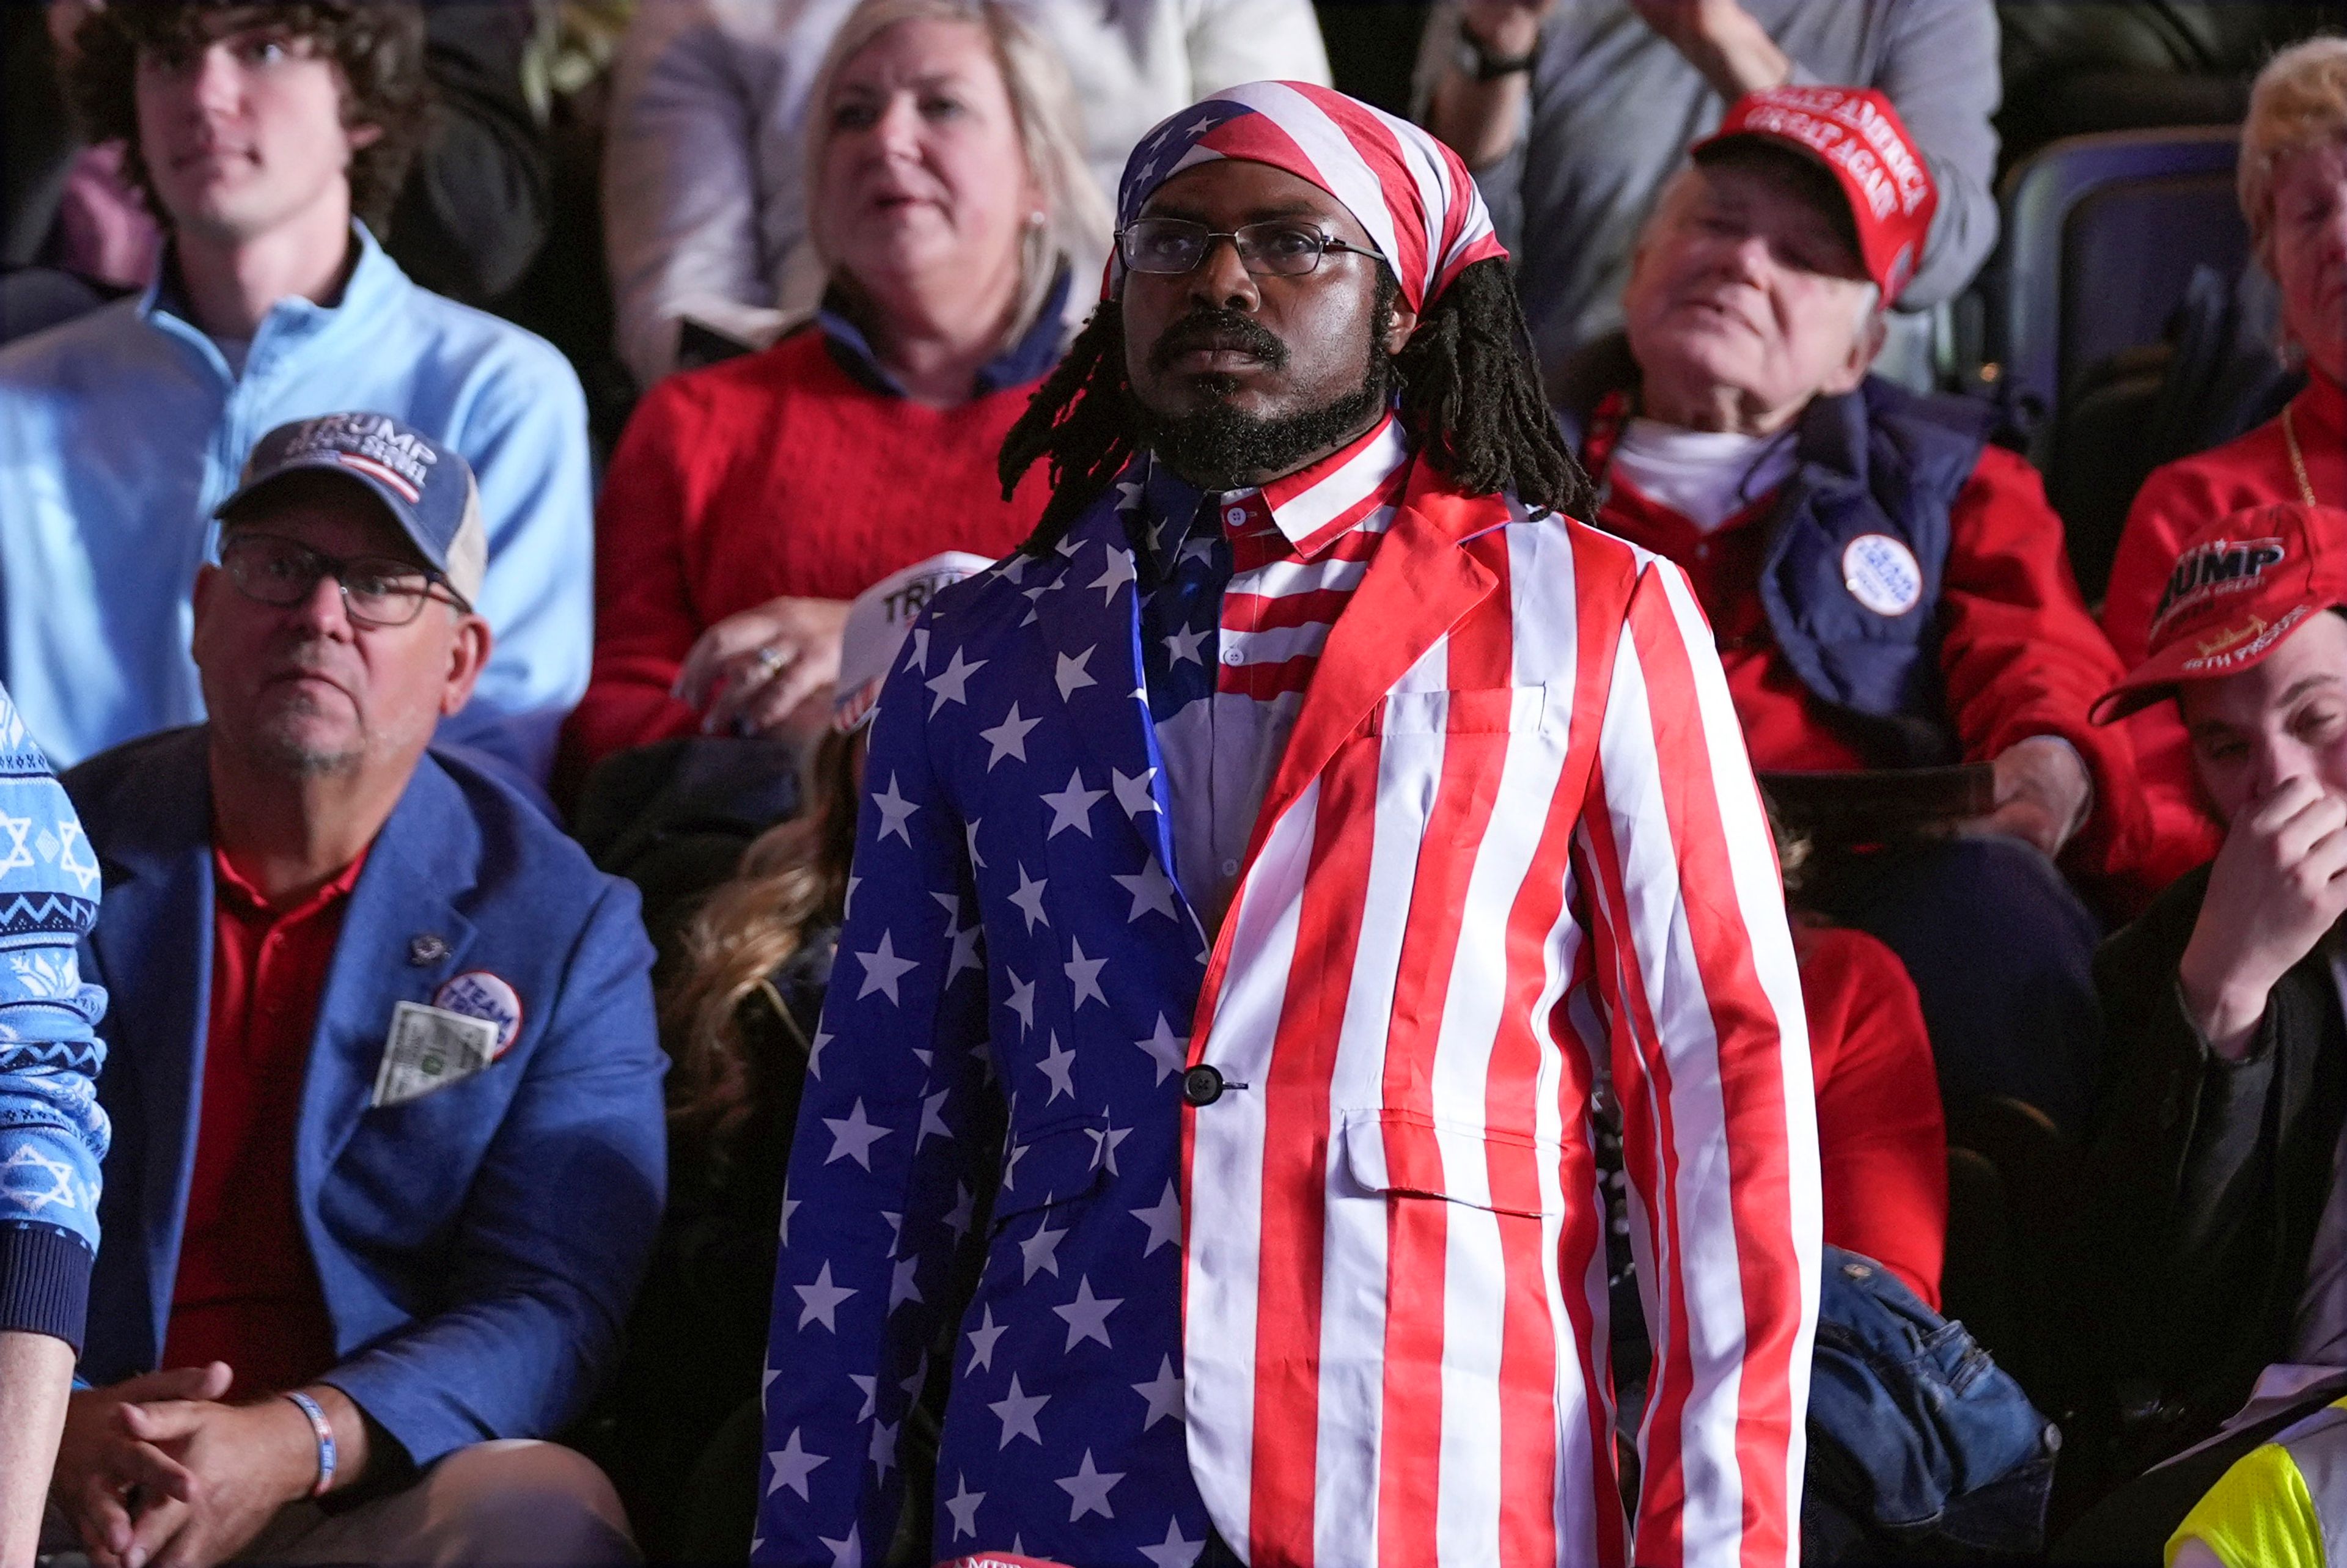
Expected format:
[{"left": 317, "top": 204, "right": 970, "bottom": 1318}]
[{"left": 1758, "top": 378, "right": 1991, "bottom": 765}]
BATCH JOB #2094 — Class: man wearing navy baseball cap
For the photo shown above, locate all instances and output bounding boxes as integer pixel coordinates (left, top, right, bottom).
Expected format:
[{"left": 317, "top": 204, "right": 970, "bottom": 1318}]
[
  {"left": 220, "top": 413, "right": 492, "bottom": 614},
  {"left": 42, "top": 414, "right": 666, "bottom": 1566}
]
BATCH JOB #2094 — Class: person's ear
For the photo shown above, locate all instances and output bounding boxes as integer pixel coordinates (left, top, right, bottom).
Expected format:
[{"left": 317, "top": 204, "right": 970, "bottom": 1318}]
[
  {"left": 347, "top": 120, "right": 384, "bottom": 152},
  {"left": 1381, "top": 299, "right": 1420, "bottom": 358},
  {"left": 188, "top": 562, "right": 222, "bottom": 664},
  {"left": 438, "top": 614, "right": 493, "bottom": 717},
  {"left": 1819, "top": 301, "right": 1886, "bottom": 398}
]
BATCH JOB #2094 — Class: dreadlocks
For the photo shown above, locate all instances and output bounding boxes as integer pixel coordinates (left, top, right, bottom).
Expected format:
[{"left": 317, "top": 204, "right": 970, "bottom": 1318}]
[{"left": 999, "top": 255, "right": 1595, "bottom": 554}]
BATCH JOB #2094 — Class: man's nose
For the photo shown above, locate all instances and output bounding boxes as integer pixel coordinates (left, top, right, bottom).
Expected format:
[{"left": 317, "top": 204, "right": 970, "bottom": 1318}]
[
  {"left": 2255, "top": 738, "right": 2312, "bottom": 799},
  {"left": 1184, "top": 233, "right": 1260, "bottom": 312},
  {"left": 288, "top": 571, "right": 354, "bottom": 636},
  {"left": 188, "top": 40, "right": 244, "bottom": 116},
  {"left": 1722, "top": 230, "right": 1774, "bottom": 284}
]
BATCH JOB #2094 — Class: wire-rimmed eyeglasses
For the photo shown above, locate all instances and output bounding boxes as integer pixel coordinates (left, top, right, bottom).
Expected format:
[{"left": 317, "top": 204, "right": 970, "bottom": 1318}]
[{"left": 1117, "top": 218, "right": 1378, "bottom": 278}]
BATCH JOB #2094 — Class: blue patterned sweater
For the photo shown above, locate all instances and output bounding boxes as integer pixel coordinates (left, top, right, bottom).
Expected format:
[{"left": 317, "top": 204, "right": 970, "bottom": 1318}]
[{"left": 0, "top": 684, "right": 106, "bottom": 1347}]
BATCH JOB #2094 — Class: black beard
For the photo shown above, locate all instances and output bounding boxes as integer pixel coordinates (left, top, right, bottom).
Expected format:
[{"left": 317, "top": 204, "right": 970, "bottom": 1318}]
[
  {"left": 1130, "top": 309, "right": 1393, "bottom": 492},
  {"left": 1130, "top": 362, "right": 1390, "bottom": 493}
]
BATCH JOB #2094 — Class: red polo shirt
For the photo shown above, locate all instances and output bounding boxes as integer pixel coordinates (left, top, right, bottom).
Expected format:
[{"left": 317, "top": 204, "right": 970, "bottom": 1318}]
[{"left": 161, "top": 843, "right": 369, "bottom": 1399}]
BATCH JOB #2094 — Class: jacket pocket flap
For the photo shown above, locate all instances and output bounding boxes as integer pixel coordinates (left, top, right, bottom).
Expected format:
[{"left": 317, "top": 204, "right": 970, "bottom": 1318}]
[
  {"left": 1338, "top": 1108, "right": 1563, "bottom": 1218},
  {"left": 991, "top": 1115, "right": 1108, "bottom": 1226},
  {"left": 1372, "top": 685, "right": 1557, "bottom": 736}
]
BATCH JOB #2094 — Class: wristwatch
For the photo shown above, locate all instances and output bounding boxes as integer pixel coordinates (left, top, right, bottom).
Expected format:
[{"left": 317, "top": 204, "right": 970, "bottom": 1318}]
[{"left": 1455, "top": 18, "right": 1539, "bottom": 81}]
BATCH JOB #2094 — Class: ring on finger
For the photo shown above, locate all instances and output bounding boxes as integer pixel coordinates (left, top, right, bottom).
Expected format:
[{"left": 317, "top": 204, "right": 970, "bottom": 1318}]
[{"left": 753, "top": 644, "right": 791, "bottom": 678}]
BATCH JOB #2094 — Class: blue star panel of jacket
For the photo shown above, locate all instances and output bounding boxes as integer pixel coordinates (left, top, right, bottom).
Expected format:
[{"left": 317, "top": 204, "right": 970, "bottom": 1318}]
[{"left": 758, "top": 513, "right": 1213, "bottom": 1566}]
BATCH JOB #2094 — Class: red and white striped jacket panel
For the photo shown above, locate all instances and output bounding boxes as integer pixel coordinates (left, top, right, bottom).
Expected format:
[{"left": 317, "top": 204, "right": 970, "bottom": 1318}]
[{"left": 1180, "top": 467, "right": 1820, "bottom": 1568}]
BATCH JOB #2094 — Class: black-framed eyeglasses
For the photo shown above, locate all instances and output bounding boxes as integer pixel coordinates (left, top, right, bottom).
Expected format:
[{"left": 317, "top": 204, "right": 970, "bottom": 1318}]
[
  {"left": 219, "top": 532, "right": 469, "bottom": 629},
  {"left": 1117, "top": 218, "right": 1378, "bottom": 278}
]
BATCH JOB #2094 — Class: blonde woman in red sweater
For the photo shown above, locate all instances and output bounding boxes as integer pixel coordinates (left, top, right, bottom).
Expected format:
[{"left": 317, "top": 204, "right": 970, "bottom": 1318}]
[{"left": 565, "top": 0, "right": 1109, "bottom": 774}]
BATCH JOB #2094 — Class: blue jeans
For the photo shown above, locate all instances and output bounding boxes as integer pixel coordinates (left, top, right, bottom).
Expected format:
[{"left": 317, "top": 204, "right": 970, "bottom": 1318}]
[{"left": 1807, "top": 1246, "right": 2059, "bottom": 1559}]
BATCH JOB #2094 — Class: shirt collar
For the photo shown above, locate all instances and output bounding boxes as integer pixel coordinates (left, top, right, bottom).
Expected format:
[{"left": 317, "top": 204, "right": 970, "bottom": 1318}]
[
  {"left": 1128, "top": 411, "right": 1415, "bottom": 577},
  {"left": 143, "top": 222, "right": 397, "bottom": 348},
  {"left": 817, "top": 264, "right": 1072, "bottom": 399},
  {"left": 212, "top": 838, "right": 372, "bottom": 924}
]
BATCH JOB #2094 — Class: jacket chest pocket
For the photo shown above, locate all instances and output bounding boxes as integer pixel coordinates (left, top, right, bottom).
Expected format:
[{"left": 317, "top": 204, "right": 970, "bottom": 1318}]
[
  {"left": 329, "top": 1067, "right": 514, "bottom": 1237},
  {"left": 988, "top": 1115, "right": 1108, "bottom": 1234},
  {"left": 1337, "top": 1107, "right": 1567, "bottom": 1220},
  {"left": 1370, "top": 684, "right": 1560, "bottom": 738},
  {"left": 1343, "top": 686, "right": 1572, "bottom": 849}
]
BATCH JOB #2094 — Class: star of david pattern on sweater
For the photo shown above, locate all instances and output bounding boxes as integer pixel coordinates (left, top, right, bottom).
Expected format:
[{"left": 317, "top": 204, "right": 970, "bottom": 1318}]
[{"left": 0, "top": 680, "right": 108, "bottom": 1282}]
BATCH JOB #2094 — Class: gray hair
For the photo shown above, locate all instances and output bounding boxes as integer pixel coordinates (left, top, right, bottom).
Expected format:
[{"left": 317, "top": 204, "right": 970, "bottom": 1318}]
[{"left": 804, "top": 0, "right": 1112, "bottom": 342}]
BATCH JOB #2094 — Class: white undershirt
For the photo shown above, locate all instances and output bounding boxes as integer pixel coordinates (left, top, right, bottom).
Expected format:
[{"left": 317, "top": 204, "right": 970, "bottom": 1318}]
[{"left": 1608, "top": 419, "right": 1800, "bottom": 533}]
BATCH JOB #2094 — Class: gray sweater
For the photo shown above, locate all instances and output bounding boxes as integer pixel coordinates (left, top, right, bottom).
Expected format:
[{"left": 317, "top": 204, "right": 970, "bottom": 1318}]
[{"left": 1415, "top": 0, "right": 2001, "bottom": 389}]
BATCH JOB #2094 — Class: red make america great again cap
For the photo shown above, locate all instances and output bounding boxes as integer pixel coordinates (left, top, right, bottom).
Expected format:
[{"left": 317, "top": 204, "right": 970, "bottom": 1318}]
[
  {"left": 2092, "top": 501, "right": 2347, "bottom": 724},
  {"left": 1692, "top": 86, "right": 1937, "bottom": 302}
]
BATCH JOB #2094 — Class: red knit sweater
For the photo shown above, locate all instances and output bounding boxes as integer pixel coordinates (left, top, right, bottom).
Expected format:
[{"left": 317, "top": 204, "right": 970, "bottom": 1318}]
[
  {"left": 1798, "top": 922, "right": 1948, "bottom": 1308},
  {"left": 564, "top": 328, "right": 1052, "bottom": 770}
]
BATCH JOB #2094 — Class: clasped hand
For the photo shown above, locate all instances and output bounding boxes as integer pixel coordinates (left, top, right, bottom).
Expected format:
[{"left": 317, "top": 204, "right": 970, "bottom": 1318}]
[{"left": 51, "top": 1363, "right": 316, "bottom": 1568}]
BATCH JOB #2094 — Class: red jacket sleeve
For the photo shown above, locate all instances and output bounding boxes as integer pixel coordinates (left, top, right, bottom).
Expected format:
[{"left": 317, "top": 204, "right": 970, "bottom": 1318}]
[
  {"left": 561, "top": 376, "right": 724, "bottom": 774},
  {"left": 1936, "top": 445, "right": 2143, "bottom": 877},
  {"left": 1796, "top": 923, "right": 1946, "bottom": 1310}
]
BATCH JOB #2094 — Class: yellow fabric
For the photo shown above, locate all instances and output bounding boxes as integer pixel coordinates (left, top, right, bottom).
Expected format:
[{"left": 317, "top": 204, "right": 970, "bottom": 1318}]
[{"left": 2169, "top": 1438, "right": 2326, "bottom": 1568}]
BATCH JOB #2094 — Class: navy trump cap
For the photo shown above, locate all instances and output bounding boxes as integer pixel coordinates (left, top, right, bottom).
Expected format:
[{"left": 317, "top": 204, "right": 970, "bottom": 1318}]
[{"left": 216, "top": 413, "right": 488, "bottom": 606}]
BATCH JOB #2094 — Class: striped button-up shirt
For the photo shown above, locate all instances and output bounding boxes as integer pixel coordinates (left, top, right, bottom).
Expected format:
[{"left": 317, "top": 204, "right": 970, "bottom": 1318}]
[{"left": 1130, "top": 416, "right": 1411, "bottom": 932}]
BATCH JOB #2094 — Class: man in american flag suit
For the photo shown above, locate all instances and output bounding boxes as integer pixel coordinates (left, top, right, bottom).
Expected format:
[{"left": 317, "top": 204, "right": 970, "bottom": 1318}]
[{"left": 756, "top": 81, "right": 1821, "bottom": 1568}]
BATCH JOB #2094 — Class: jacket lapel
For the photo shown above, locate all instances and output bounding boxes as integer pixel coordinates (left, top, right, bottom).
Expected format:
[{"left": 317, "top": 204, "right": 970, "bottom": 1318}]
[
  {"left": 85, "top": 734, "right": 218, "bottom": 1365},
  {"left": 1026, "top": 505, "right": 1186, "bottom": 890},
  {"left": 1244, "top": 466, "right": 1505, "bottom": 866},
  {"left": 298, "top": 755, "right": 480, "bottom": 1182}
]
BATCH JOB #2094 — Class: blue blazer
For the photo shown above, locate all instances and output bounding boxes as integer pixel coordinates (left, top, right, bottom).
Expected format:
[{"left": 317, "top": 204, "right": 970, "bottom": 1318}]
[{"left": 64, "top": 728, "right": 667, "bottom": 1468}]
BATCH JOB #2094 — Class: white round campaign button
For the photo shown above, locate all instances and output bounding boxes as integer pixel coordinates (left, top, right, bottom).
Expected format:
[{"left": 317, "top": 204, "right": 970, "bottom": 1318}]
[
  {"left": 1842, "top": 533, "right": 1924, "bottom": 617},
  {"left": 433, "top": 970, "right": 524, "bottom": 1059}
]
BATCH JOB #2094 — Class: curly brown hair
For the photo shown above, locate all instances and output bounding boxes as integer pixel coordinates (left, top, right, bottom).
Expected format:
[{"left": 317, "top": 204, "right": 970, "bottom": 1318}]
[
  {"left": 662, "top": 731, "right": 862, "bottom": 1171},
  {"left": 67, "top": 2, "right": 433, "bottom": 235}
]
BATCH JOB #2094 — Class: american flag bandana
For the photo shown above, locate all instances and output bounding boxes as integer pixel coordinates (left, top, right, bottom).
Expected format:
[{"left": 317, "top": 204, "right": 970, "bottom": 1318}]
[{"left": 1110, "top": 81, "right": 1508, "bottom": 314}]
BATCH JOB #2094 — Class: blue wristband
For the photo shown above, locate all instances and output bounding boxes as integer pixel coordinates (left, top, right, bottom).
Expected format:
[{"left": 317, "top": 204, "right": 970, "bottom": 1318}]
[{"left": 282, "top": 1390, "right": 336, "bottom": 1498}]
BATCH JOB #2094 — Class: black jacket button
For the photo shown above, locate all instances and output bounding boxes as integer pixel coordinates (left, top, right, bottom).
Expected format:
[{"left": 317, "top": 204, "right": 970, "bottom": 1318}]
[{"left": 1181, "top": 1065, "right": 1225, "bottom": 1107}]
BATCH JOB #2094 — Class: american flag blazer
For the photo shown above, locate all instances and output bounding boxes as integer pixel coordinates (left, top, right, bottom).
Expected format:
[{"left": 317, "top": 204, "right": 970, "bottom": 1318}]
[{"left": 756, "top": 454, "right": 1822, "bottom": 1568}]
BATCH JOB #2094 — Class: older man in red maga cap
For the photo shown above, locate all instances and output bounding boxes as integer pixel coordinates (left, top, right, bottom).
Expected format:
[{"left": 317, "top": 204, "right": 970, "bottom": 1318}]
[{"left": 1555, "top": 87, "right": 2144, "bottom": 1139}]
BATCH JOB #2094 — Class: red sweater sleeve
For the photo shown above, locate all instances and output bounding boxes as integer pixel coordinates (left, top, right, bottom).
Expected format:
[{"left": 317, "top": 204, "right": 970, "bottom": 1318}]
[
  {"left": 2101, "top": 453, "right": 2257, "bottom": 893},
  {"left": 564, "top": 376, "right": 724, "bottom": 772},
  {"left": 1936, "top": 445, "right": 2145, "bottom": 877},
  {"left": 1797, "top": 923, "right": 1947, "bottom": 1310}
]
